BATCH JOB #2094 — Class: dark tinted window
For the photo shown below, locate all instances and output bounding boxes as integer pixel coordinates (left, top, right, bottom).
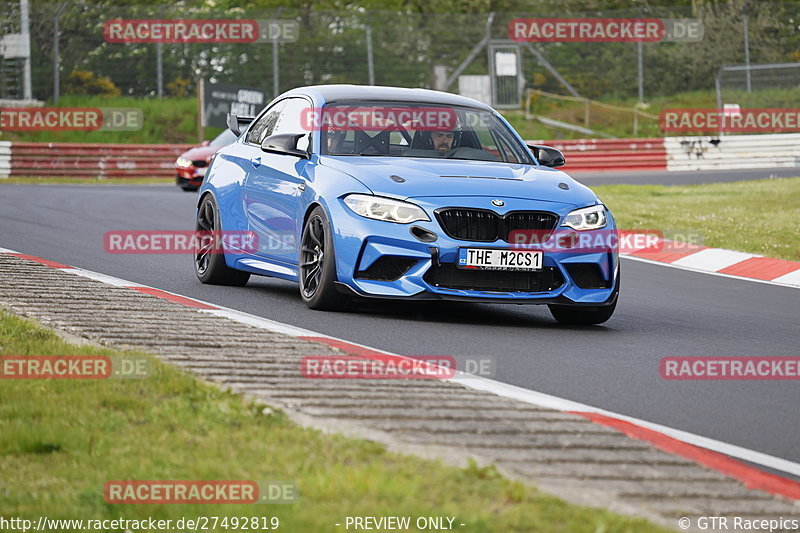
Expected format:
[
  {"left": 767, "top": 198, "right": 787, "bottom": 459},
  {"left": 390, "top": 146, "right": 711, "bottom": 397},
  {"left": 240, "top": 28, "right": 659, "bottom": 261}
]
[{"left": 246, "top": 100, "right": 286, "bottom": 145}]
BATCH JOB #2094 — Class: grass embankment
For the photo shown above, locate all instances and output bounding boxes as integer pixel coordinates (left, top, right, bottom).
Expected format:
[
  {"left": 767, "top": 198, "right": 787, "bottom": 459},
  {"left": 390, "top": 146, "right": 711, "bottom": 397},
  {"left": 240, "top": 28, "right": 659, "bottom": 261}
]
[
  {"left": 8, "top": 88, "right": 794, "bottom": 144},
  {"left": 4, "top": 94, "right": 536, "bottom": 144},
  {"left": 0, "top": 95, "right": 222, "bottom": 144},
  {"left": 594, "top": 177, "right": 800, "bottom": 262},
  {"left": 0, "top": 310, "right": 668, "bottom": 532},
  {"left": 511, "top": 88, "right": 800, "bottom": 140}
]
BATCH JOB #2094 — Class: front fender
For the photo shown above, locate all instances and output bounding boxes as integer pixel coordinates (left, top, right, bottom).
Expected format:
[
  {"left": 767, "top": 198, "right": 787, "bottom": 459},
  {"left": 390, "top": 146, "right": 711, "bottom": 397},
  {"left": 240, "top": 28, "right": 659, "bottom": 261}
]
[
  {"left": 298, "top": 158, "right": 374, "bottom": 276},
  {"left": 199, "top": 144, "right": 251, "bottom": 234}
]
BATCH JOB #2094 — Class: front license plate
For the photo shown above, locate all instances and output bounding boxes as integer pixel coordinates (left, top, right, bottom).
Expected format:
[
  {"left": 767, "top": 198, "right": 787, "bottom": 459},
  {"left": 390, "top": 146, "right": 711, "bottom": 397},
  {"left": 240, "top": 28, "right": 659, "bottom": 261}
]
[{"left": 457, "top": 248, "right": 543, "bottom": 271}]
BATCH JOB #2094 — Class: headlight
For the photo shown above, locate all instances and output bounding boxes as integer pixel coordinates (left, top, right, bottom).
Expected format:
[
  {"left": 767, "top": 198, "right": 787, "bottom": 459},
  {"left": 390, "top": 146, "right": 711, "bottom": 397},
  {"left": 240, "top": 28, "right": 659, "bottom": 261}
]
[
  {"left": 343, "top": 194, "right": 430, "bottom": 224},
  {"left": 561, "top": 204, "right": 608, "bottom": 230},
  {"left": 176, "top": 157, "right": 192, "bottom": 168}
]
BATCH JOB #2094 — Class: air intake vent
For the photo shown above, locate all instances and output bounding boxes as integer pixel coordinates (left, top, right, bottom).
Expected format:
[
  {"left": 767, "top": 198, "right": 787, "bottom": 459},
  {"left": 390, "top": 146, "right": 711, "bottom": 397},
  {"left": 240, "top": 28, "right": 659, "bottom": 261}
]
[
  {"left": 356, "top": 256, "right": 418, "bottom": 281},
  {"left": 564, "top": 264, "right": 610, "bottom": 289},
  {"left": 424, "top": 264, "right": 563, "bottom": 292}
]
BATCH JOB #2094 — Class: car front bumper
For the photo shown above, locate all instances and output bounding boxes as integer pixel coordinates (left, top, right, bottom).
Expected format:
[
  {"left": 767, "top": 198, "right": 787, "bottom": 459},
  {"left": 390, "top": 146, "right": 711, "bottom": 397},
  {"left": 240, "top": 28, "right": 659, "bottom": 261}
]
[
  {"left": 330, "top": 195, "right": 619, "bottom": 306},
  {"left": 176, "top": 166, "right": 207, "bottom": 187}
]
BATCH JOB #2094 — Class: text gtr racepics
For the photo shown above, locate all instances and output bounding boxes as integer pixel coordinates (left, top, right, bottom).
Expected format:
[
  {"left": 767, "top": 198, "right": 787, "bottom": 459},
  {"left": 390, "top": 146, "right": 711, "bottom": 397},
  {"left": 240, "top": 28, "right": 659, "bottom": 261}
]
[{"left": 195, "top": 85, "right": 619, "bottom": 325}]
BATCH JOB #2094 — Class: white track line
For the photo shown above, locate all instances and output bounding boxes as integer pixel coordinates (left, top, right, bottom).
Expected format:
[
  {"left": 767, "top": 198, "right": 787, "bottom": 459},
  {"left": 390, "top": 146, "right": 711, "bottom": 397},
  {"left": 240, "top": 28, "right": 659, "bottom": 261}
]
[
  {"left": 205, "top": 308, "right": 317, "bottom": 337},
  {"left": 68, "top": 267, "right": 146, "bottom": 288}
]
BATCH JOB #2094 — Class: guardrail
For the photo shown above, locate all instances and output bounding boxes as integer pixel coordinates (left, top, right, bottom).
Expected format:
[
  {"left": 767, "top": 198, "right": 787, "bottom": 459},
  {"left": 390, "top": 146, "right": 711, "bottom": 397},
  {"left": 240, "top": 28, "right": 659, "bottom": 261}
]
[
  {"left": 530, "top": 138, "right": 667, "bottom": 172},
  {"left": 664, "top": 133, "right": 800, "bottom": 171},
  {"left": 1, "top": 135, "right": 798, "bottom": 179},
  {"left": 0, "top": 142, "right": 191, "bottom": 179},
  {"left": 531, "top": 133, "right": 800, "bottom": 173}
]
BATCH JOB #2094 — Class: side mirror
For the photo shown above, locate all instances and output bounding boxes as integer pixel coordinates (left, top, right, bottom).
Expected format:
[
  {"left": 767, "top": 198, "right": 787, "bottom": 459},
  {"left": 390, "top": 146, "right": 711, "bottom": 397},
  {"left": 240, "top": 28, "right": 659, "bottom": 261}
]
[
  {"left": 226, "top": 113, "right": 255, "bottom": 137},
  {"left": 261, "top": 133, "right": 310, "bottom": 159},
  {"left": 527, "top": 144, "right": 566, "bottom": 168}
]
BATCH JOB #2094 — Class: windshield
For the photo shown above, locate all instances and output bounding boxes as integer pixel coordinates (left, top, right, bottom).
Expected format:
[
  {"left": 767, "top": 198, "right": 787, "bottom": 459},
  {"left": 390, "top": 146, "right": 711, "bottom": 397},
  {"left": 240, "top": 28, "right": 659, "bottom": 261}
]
[{"left": 318, "top": 101, "right": 533, "bottom": 164}]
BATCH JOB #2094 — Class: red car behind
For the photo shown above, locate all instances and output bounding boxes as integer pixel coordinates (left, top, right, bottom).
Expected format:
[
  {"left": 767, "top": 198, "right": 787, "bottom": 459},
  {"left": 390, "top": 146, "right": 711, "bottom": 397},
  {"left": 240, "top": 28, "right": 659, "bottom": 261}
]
[{"left": 175, "top": 129, "right": 238, "bottom": 191}]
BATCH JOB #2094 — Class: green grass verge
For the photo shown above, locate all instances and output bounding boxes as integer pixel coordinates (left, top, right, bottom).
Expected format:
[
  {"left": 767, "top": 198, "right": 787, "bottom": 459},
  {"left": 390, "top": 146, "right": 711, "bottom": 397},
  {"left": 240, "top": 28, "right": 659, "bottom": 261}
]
[
  {"left": 507, "top": 88, "right": 800, "bottom": 140},
  {"left": 7, "top": 88, "right": 792, "bottom": 144},
  {"left": 0, "top": 95, "right": 223, "bottom": 145},
  {"left": 4, "top": 88, "right": 795, "bottom": 143},
  {"left": 0, "top": 311, "right": 669, "bottom": 532},
  {"left": 594, "top": 177, "right": 800, "bottom": 262}
]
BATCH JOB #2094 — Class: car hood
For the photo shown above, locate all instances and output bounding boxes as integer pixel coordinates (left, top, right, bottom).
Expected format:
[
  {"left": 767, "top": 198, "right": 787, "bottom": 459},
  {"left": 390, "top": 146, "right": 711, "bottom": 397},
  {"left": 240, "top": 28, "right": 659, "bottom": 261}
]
[
  {"left": 320, "top": 156, "right": 597, "bottom": 207},
  {"left": 180, "top": 145, "right": 219, "bottom": 161}
]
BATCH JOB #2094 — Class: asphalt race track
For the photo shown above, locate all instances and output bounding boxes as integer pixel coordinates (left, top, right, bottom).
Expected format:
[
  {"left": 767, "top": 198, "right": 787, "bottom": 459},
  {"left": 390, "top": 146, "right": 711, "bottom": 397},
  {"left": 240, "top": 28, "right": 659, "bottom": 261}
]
[{"left": 1, "top": 182, "right": 798, "bottom": 471}]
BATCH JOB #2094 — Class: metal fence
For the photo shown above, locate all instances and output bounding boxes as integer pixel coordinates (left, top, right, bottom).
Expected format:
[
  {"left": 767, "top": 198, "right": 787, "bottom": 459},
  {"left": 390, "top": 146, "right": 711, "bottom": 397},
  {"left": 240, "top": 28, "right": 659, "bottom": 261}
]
[
  {"left": 1, "top": 2, "right": 799, "bottom": 104},
  {"left": 0, "top": 1, "right": 23, "bottom": 99},
  {"left": 716, "top": 62, "right": 800, "bottom": 109}
]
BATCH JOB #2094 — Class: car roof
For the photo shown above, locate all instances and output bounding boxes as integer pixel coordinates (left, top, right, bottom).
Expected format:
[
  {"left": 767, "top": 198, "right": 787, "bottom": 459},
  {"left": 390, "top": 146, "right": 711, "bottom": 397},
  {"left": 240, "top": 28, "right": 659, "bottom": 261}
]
[{"left": 278, "top": 84, "right": 494, "bottom": 110}]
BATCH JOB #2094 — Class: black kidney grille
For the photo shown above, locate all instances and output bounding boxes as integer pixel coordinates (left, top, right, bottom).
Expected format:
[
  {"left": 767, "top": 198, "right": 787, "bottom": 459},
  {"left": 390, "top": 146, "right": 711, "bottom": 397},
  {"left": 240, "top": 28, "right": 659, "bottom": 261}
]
[
  {"left": 435, "top": 209, "right": 498, "bottom": 242},
  {"left": 436, "top": 209, "right": 558, "bottom": 242},
  {"left": 506, "top": 212, "right": 558, "bottom": 231}
]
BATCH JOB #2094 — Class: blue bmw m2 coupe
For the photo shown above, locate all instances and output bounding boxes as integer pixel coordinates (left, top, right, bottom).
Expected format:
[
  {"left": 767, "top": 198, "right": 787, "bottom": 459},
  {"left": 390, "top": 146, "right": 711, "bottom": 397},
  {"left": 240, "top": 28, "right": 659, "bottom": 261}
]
[{"left": 195, "top": 85, "right": 619, "bottom": 324}]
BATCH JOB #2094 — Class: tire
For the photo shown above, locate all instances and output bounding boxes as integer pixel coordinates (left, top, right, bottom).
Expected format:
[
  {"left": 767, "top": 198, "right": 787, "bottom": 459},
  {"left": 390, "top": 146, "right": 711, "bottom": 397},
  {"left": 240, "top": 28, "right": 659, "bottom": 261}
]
[
  {"left": 181, "top": 186, "right": 199, "bottom": 192},
  {"left": 548, "top": 268, "right": 620, "bottom": 325},
  {"left": 299, "top": 206, "right": 352, "bottom": 311},
  {"left": 194, "top": 194, "right": 250, "bottom": 286}
]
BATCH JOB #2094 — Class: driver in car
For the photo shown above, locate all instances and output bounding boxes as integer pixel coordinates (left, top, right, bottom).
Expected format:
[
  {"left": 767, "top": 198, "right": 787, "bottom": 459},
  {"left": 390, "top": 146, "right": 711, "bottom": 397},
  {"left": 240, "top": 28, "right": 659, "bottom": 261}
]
[
  {"left": 407, "top": 117, "right": 461, "bottom": 155},
  {"left": 431, "top": 131, "right": 455, "bottom": 152}
]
